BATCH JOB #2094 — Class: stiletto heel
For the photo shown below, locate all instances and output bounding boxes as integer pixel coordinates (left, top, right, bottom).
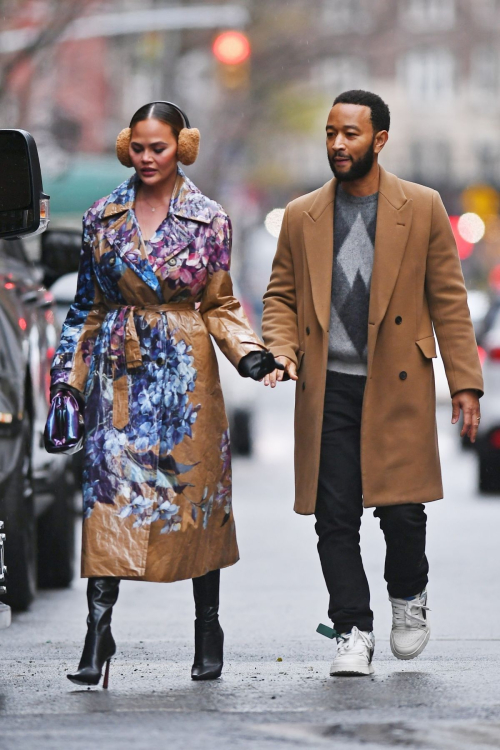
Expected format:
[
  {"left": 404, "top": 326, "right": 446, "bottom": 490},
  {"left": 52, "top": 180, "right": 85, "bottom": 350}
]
[
  {"left": 67, "top": 577, "right": 120, "bottom": 688},
  {"left": 103, "top": 659, "right": 111, "bottom": 690}
]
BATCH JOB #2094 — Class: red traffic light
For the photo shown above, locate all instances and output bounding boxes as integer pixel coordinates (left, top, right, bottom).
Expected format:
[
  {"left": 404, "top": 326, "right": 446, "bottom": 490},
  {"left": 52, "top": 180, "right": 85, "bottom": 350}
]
[{"left": 213, "top": 31, "right": 250, "bottom": 65}]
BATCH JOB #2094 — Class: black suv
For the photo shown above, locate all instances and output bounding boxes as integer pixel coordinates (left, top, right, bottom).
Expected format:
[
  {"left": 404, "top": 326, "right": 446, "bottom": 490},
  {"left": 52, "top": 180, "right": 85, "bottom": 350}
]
[{"left": 0, "top": 237, "right": 76, "bottom": 611}]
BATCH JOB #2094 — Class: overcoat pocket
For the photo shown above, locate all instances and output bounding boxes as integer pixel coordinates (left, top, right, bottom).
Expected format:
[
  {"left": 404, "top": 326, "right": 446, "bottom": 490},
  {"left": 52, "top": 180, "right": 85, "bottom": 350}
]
[{"left": 416, "top": 336, "right": 437, "bottom": 359}]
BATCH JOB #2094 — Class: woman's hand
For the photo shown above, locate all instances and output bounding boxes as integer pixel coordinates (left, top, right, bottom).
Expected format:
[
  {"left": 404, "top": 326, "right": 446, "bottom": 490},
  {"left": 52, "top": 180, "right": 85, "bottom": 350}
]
[
  {"left": 237, "top": 350, "right": 284, "bottom": 381},
  {"left": 264, "top": 356, "right": 298, "bottom": 388}
]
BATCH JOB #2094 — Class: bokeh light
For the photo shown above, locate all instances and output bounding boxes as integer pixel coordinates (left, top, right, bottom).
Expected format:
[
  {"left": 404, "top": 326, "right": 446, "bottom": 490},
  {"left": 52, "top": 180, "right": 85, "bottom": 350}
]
[
  {"left": 457, "top": 212, "right": 486, "bottom": 244},
  {"left": 212, "top": 31, "right": 251, "bottom": 65},
  {"left": 264, "top": 208, "right": 285, "bottom": 238}
]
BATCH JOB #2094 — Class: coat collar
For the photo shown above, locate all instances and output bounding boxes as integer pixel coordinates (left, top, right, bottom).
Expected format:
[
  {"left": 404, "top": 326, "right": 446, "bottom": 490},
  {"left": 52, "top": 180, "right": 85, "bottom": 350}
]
[
  {"left": 99, "top": 166, "right": 220, "bottom": 224},
  {"left": 302, "top": 167, "right": 413, "bottom": 348}
]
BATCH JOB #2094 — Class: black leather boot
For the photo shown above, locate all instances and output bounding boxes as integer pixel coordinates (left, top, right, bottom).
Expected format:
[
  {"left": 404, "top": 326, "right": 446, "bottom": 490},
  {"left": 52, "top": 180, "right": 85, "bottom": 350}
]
[
  {"left": 191, "top": 569, "right": 224, "bottom": 680},
  {"left": 67, "top": 577, "right": 120, "bottom": 688}
]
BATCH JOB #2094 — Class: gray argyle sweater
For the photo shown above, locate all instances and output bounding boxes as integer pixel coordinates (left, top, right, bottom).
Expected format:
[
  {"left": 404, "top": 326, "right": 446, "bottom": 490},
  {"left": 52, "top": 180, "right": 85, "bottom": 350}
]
[{"left": 327, "top": 186, "right": 378, "bottom": 376}]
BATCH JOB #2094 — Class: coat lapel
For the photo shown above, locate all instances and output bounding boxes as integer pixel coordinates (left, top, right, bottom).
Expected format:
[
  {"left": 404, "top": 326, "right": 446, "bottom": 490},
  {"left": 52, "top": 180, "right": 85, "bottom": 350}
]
[
  {"left": 302, "top": 179, "right": 335, "bottom": 331},
  {"left": 301, "top": 170, "right": 413, "bottom": 344},
  {"left": 103, "top": 210, "right": 163, "bottom": 299},
  {"left": 367, "top": 168, "right": 413, "bottom": 373},
  {"left": 368, "top": 169, "right": 413, "bottom": 325}
]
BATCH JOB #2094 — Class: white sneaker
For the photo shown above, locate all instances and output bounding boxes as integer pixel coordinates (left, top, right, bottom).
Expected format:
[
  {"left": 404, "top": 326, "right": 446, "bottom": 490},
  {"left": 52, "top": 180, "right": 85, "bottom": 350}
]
[
  {"left": 389, "top": 589, "right": 430, "bottom": 660},
  {"left": 329, "top": 626, "right": 375, "bottom": 676}
]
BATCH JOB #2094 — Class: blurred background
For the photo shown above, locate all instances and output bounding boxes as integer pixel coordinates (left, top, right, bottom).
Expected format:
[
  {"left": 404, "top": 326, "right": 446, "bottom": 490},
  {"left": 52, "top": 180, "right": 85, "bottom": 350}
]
[{"left": 3, "top": 0, "right": 500, "bottom": 296}]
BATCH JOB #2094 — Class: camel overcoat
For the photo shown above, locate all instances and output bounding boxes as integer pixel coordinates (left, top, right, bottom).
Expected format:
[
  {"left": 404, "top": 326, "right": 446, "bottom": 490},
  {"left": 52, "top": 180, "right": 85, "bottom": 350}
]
[{"left": 262, "top": 168, "right": 484, "bottom": 514}]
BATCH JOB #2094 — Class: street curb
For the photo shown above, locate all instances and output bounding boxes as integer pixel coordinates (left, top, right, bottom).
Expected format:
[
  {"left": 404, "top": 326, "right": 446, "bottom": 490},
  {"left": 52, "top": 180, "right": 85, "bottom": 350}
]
[{"left": 0, "top": 601, "right": 11, "bottom": 629}]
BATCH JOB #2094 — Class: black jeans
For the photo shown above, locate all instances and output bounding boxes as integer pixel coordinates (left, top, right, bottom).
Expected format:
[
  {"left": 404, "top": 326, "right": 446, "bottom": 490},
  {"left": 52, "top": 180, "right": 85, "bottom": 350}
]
[{"left": 315, "top": 371, "right": 429, "bottom": 633}]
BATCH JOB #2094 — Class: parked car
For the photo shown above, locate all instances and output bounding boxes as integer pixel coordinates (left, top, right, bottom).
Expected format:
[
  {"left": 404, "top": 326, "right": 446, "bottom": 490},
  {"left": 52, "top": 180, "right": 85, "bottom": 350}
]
[
  {"left": 45, "top": 229, "right": 259, "bottom": 457},
  {"left": 0, "top": 237, "right": 77, "bottom": 611},
  {"left": 0, "top": 129, "right": 76, "bottom": 617},
  {"left": 0, "top": 520, "right": 9, "bottom": 629},
  {"left": 473, "top": 299, "right": 500, "bottom": 492}
]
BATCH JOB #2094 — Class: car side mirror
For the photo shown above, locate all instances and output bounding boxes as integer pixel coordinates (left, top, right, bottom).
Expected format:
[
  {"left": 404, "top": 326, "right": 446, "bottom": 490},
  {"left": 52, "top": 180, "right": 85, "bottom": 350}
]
[
  {"left": 41, "top": 228, "right": 81, "bottom": 288},
  {"left": 0, "top": 129, "right": 50, "bottom": 239}
]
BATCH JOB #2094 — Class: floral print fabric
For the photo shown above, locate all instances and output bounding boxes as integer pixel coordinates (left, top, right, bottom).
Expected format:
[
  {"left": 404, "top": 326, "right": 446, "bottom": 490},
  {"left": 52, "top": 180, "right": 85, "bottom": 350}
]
[{"left": 51, "top": 169, "right": 264, "bottom": 582}]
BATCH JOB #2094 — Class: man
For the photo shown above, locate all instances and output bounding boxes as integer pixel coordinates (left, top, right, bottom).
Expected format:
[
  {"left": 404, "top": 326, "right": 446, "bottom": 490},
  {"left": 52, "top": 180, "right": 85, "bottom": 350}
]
[{"left": 262, "top": 90, "right": 483, "bottom": 676}]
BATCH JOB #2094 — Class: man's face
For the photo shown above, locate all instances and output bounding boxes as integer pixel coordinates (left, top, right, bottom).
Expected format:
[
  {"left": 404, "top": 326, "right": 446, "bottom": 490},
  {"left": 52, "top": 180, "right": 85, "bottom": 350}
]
[{"left": 326, "top": 103, "right": 384, "bottom": 182}]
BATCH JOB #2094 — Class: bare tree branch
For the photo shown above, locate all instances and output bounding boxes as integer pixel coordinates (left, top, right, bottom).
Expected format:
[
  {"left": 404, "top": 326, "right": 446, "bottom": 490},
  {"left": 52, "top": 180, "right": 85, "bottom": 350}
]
[{"left": 0, "top": 0, "right": 96, "bottom": 101}]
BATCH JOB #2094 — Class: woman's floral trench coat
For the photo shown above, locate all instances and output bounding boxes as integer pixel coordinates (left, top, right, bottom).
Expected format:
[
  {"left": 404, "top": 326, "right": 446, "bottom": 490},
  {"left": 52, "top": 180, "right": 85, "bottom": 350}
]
[{"left": 50, "top": 168, "right": 265, "bottom": 582}]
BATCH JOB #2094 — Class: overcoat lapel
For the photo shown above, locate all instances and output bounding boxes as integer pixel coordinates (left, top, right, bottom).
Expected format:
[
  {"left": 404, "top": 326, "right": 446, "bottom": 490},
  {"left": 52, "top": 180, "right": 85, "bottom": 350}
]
[
  {"left": 302, "top": 179, "right": 335, "bottom": 331},
  {"left": 302, "top": 169, "right": 413, "bottom": 344},
  {"left": 367, "top": 169, "right": 412, "bottom": 375},
  {"left": 103, "top": 211, "right": 163, "bottom": 298}
]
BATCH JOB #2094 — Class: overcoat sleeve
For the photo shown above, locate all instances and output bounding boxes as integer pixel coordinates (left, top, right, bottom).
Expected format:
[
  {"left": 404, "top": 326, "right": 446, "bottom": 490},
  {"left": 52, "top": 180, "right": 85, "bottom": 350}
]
[
  {"left": 425, "top": 191, "right": 484, "bottom": 397},
  {"left": 261, "top": 206, "right": 300, "bottom": 365},
  {"left": 199, "top": 212, "right": 266, "bottom": 368},
  {"left": 50, "top": 212, "right": 107, "bottom": 393}
]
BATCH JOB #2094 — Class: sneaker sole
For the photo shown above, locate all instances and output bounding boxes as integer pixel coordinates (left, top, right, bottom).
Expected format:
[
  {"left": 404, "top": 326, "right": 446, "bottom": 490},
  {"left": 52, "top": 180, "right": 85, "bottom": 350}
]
[
  {"left": 390, "top": 627, "right": 431, "bottom": 661},
  {"left": 330, "top": 663, "right": 374, "bottom": 677}
]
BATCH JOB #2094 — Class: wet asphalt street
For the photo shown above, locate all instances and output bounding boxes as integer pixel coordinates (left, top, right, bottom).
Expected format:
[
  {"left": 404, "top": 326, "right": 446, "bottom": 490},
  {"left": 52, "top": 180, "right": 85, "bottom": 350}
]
[{"left": 2, "top": 378, "right": 500, "bottom": 750}]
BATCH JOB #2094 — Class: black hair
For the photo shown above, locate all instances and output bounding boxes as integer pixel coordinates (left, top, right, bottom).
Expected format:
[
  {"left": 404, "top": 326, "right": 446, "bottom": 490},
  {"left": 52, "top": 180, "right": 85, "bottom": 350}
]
[
  {"left": 333, "top": 90, "right": 390, "bottom": 133},
  {"left": 129, "top": 102, "right": 185, "bottom": 139}
]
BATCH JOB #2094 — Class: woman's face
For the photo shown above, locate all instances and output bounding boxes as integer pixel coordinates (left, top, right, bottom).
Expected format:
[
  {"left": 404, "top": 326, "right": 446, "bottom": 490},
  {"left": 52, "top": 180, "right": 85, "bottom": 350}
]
[{"left": 129, "top": 118, "right": 178, "bottom": 186}]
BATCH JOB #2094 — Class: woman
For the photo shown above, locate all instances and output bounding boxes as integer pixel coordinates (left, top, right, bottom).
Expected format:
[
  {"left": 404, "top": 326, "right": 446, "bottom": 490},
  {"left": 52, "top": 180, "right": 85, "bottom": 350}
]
[{"left": 50, "top": 101, "right": 280, "bottom": 688}]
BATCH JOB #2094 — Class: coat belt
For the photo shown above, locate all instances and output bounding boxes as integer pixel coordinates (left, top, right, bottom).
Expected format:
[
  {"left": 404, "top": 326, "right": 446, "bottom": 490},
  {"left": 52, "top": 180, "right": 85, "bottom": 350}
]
[{"left": 106, "top": 302, "right": 196, "bottom": 430}]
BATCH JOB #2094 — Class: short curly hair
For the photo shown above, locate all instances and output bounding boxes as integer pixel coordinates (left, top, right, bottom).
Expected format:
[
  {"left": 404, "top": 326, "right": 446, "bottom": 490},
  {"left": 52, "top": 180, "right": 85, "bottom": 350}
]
[{"left": 333, "top": 90, "right": 390, "bottom": 133}]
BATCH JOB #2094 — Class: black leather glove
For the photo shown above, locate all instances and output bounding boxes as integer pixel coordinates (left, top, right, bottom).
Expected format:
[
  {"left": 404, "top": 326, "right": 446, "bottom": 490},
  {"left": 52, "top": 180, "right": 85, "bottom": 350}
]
[
  {"left": 237, "top": 351, "right": 285, "bottom": 381},
  {"left": 50, "top": 383, "right": 85, "bottom": 411}
]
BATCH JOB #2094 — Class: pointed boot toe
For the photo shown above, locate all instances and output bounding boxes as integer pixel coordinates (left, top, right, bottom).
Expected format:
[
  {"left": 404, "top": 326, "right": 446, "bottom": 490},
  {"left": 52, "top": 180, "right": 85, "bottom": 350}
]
[{"left": 191, "top": 622, "right": 224, "bottom": 680}]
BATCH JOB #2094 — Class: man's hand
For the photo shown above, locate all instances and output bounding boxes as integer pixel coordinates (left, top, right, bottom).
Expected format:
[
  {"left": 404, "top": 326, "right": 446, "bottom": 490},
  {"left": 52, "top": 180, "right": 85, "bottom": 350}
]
[
  {"left": 451, "top": 389, "right": 481, "bottom": 443},
  {"left": 263, "top": 355, "right": 298, "bottom": 388}
]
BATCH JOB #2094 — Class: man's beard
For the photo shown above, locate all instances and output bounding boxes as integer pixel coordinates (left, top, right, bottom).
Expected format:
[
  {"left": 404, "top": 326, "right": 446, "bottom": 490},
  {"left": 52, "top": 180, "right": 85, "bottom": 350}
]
[{"left": 328, "top": 139, "right": 375, "bottom": 182}]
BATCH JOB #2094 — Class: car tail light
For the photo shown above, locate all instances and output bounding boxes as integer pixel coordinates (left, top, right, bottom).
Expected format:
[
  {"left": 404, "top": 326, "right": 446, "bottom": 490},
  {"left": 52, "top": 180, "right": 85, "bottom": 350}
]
[
  {"left": 478, "top": 345, "right": 487, "bottom": 366},
  {"left": 489, "top": 430, "right": 500, "bottom": 449},
  {"left": 489, "top": 347, "right": 500, "bottom": 361}
]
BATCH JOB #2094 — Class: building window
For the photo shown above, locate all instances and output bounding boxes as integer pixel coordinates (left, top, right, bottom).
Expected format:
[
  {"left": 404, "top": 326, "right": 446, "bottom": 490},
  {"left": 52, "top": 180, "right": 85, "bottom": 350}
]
[
  {"left": 471, "top": 47, "right": 500, "bottom": 100},
  {"left": 320, "top": 0, "right": 373, "bottom": 34},
  {"left": 399, "top": 49, "right": 456, "bottom": 103},
  {"left": 312, "top": 57, "right": 369, "bottom": 97},
  {"left": 400, "top": 0, "right": 456, "bottom": 31}
]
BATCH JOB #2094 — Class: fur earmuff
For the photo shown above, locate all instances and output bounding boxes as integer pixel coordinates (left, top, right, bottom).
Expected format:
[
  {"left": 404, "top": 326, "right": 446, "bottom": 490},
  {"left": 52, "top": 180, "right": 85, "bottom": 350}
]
[
  {"left": 116, "top": 127, "right": 133, "bottom": 167},
  {"left": 177, "top": 128, "right": 200, "bottom": 165},
  {"left": 115, "top": 125, "right": 200, "bottom": 167}
]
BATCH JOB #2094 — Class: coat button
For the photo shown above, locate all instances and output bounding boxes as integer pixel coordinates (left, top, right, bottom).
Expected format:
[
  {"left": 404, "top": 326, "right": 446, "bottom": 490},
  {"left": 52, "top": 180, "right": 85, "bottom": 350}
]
[
  {"left": 302, "top": 382, "right": 306, "bottom": 391},
  {"left": 306, "top": 326, "right": 310, "bottom": 335},
  {"left": 156, "top": 356, "right": 165, "bottom": 367},
  {"left": 399, "top": 371, "right": 407, "bottom": 381},
  {"left": 395, "top": 316, "right": 402, "bottom": 325}
]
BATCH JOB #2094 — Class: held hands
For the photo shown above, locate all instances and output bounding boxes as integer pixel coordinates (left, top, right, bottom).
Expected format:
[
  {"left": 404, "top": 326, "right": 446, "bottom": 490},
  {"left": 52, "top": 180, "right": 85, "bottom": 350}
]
[
  {"left": 264, "top": 355, "right": 298, "bottom": 388},
  {"left": 451, "top": 389, "right": 481, "bottom": 443},
  {"left": 237, "top": 350, "right": 285, "bottom": 381}
]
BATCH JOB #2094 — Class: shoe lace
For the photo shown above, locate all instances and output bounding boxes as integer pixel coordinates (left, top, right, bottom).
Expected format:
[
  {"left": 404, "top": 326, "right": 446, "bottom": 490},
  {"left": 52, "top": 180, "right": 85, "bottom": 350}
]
[
  {"left": 392, "top": 594, "right": 430, "bottom": 628},
  {"left": 336, "top": 626, "right": 372, "bottom": 655}
]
